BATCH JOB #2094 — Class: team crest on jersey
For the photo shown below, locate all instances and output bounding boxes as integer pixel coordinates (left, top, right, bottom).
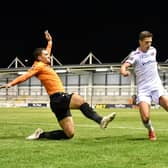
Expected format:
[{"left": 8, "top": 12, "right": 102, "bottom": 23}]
[
  {"left": 128, "top": 56, "right": 134, "bottom": 61},
  {"left": 134, "top": 51, "right": 140, "bottom": 55}
]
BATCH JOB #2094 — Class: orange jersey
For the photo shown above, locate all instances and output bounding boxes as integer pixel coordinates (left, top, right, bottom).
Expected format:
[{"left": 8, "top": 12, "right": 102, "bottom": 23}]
[
  {"left": 8, "top": 41, "right": 65, "bottom": 95},
  {"left": 8, "top": 61, "right": 65, "bottom": 95}
]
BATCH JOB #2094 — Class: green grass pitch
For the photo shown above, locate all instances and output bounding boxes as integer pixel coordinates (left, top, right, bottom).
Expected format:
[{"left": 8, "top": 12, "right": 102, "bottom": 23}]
[{"left": 0, "top": 107, "right": 168, "bottom": 168}]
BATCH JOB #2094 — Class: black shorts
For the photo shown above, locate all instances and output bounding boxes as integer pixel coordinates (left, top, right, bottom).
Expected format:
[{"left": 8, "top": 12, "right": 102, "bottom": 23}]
[{"left": 49, "top": 92, "right": 73, "bottom": 121}]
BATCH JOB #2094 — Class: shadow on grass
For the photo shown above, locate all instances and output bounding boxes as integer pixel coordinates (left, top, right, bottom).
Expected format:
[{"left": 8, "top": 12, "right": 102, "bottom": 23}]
[
  {"left": 126, "top": 137, "right": 147, "bottom": 141},
  {"left": 0, "top": 135, "right": 26, "bottom": 140},
  {"left": 0, "top": 134, "right": 166, "bottom": 143},
  {"left": 73, "top": 135, "right": 154, "bottom": 144}
]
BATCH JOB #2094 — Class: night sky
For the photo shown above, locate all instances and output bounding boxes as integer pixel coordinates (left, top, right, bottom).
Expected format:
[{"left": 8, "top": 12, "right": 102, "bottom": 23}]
[{"left": 0, "top": 2, "right": 168, "bottom": 68}]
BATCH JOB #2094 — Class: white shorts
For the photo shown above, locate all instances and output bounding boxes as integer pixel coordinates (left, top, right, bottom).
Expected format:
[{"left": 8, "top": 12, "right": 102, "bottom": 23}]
[{"left": 137, "top": 88, "right": 166, "bottom": 105}]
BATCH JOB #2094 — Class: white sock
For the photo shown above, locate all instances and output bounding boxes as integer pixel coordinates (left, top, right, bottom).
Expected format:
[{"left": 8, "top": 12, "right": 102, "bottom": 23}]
[{"left": 143, "top": 120, "right": 154, "bottom": 131}]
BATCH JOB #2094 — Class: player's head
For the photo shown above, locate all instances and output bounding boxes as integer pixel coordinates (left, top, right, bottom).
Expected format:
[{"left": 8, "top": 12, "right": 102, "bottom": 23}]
[
  {"left": 138, "top": 31, "right": 153, "bottom": 52},
  {"left": 33, "top": 48, "right": 51, "bottom": 64},
  {"left": 139, "top": 31, "right": 153, "bottom": 41}
]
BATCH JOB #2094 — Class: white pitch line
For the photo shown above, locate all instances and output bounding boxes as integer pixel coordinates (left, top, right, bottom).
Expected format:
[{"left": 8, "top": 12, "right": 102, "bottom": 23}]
[{"left": 2, "top": 121, "right": 168, "bottom": 131}]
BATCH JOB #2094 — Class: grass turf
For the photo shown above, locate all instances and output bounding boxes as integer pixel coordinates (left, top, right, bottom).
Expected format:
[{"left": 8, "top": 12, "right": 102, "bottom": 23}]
[{"left": 0, "top": 107, "right": 168, "bottom": 168}]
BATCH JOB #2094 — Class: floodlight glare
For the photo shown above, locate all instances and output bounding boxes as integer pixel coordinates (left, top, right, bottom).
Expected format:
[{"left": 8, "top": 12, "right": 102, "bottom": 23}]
[
  {"left": 55, "top": 69, "right": 67, "bottom": 73},
  {"left": 95, "top": 68, "right": 109, "bottom": 72}
]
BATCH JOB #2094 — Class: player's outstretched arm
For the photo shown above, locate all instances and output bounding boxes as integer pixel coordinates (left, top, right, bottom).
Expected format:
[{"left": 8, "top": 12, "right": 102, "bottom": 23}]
[
  {"left": 0, "top": 83, "right": 12, "bottom": 89},
  {"left": 44, "top": 30, "right": 53, "bottom": 56}
]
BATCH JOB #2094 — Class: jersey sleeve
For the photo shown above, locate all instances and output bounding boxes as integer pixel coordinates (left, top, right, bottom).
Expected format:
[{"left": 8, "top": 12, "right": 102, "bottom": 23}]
[
  {"left": 8, "top": 63, "right": 41, "bottom": 86},
  {"left": 125, "top": 52, "right": 136, "bottom": 65}
]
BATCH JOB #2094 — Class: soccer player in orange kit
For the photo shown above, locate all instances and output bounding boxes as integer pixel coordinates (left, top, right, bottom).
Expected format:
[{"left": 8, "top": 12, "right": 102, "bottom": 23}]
[{"left": 0, "top": 30, "right": 116, "bottom": 140}]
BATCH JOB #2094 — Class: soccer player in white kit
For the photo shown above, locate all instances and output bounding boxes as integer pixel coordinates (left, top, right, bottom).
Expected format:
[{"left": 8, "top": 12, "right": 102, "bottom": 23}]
[{"left": 120, "top": 30, "right": 168, "bottom": 141}]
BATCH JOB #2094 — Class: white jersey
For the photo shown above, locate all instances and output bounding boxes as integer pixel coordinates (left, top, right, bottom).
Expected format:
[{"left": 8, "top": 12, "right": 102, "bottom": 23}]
[{"left": 125, "top": 46, "right": 163, "bottom": 93}]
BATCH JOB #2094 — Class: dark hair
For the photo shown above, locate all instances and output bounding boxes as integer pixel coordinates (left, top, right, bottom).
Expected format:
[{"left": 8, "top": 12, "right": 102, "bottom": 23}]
[
  {"left": 33, "top": 48, "right": 46, "bottom": 61},
  {"left": 139, "top": 31, "right": 153, "bottom": 41}
]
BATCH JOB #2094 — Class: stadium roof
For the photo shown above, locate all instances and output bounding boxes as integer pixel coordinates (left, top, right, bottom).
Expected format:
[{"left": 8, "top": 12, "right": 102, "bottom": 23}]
[{"left": 0, "top": 62, "right": 167, "bottom": 74}]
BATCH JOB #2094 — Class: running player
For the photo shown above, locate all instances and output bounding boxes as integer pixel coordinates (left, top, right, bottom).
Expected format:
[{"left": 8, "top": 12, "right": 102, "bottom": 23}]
[{"left": 120, "top": 30, "right": 168, "bottom": 141}]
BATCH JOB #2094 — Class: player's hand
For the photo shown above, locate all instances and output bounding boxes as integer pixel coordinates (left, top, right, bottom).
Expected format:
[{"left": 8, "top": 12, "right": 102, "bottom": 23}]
[
  {"left": 44, "top": 30, "right": 52, "bottom": 42},
  {"left": 0, "top": 84, "right": 11, "bottom": 89},
  {"left": 122, "top": 71, "right": 131, "bottom": 77}
]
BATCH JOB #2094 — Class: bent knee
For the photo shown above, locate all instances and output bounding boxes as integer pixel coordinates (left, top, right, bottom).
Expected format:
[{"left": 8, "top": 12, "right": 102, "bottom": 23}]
[
  {"left": 71, "top": 93, "right": 85, "bottom": 107},
  {"left": 159, "top": 97, "right": 168, "bottom": 111},
  {"left": 163, "top": 103, "right": 168, "bottom": 111},
  {"left": 66, "top": 132, "right": 75, "bottom": 139},
  {"left": 161, "top": 104, "right": 168, "bottom": 112},
  {"left": 64, "top": 128, "right": 75, "bottom": 139}
]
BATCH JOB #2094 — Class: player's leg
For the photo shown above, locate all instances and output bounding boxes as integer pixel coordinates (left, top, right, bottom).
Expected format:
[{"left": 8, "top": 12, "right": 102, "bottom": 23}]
[
  {"left": 58, "top": 116, "right": 74, "bottom": 138},
  {"left": 139, "top": 101, "right": 152, "bottom": 128},
  {"left": 138, "top": 101, "right": 156, "bottom": 140},
  {"left": 38, "top": 95, "right": 75, "bottom": 140},
  {"left": 26, "top": 115, "right": 74, "bottom": 140},
  {"left": 39, "top": 116, "right": 74, "bottom": 140},
  {"left": 159, "top": 95, "right": 168, "bottom": 111},
  {"left": 26, "top": 93, "right": 74, "bottom": 140},
  {"left": 70, "top": 93, "right": 116, "bottom": 128}
]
